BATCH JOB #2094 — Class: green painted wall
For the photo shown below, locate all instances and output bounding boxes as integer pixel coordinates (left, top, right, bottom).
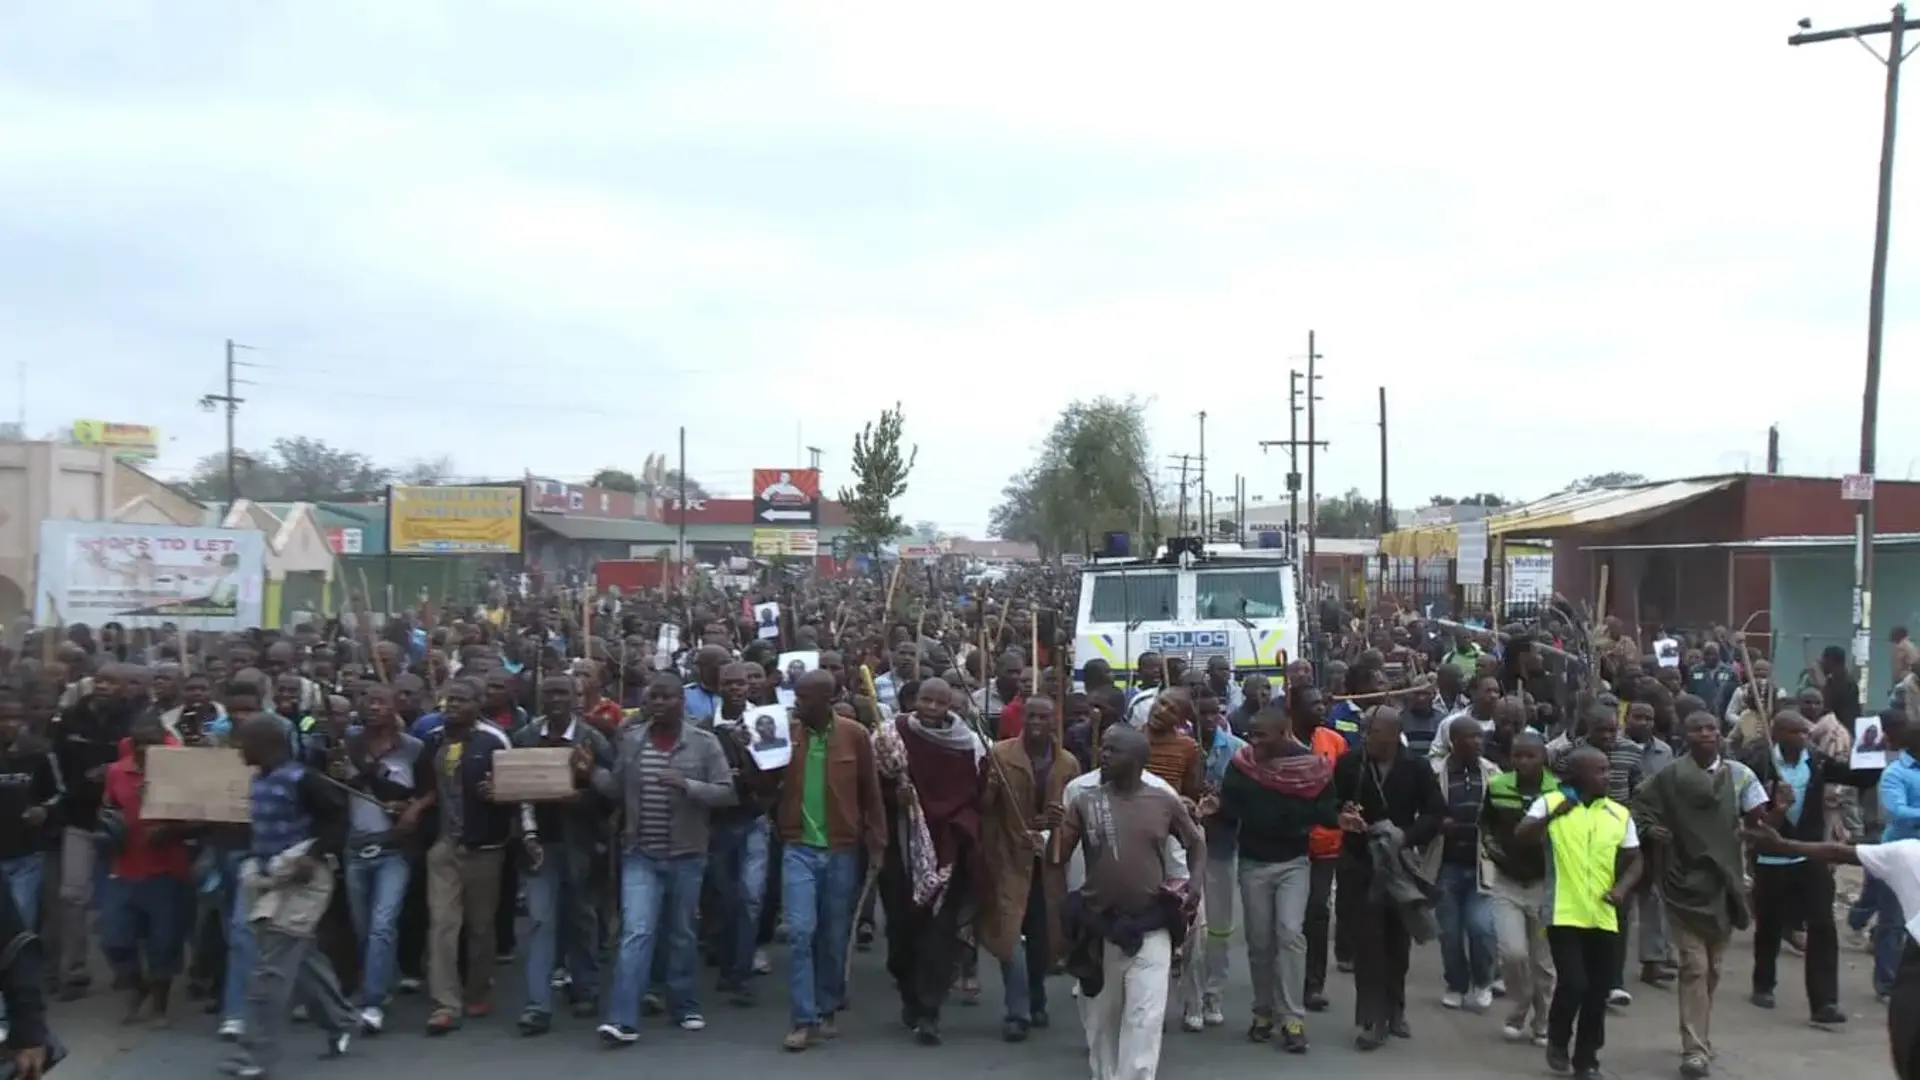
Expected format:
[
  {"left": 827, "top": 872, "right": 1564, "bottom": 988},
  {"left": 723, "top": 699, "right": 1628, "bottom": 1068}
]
[{"left": 1769, "top": 548, "right": 1920, "bottom": 698}]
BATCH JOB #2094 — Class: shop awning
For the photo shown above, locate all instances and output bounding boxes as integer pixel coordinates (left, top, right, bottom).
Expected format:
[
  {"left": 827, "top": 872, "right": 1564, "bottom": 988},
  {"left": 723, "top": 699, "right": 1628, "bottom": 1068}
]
[
  {"left": 1378, "top": 477, "right": 1738, "bottom": 559},
  {"left": 527, "top": 513, "right": 676, "bottom": 544}
]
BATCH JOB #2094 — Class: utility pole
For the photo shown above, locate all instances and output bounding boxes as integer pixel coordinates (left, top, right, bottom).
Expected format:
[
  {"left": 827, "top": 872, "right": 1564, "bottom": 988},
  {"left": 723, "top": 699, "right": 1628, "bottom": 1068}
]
[
  {"left": 1197, "top": 411, "right": 1208, "bottom": 541},
  {"left": 1305, "top": 331, "right": 1321, "bottom": 598},
  {"left": 806, "top": 445, "right": 822, "bottom": 471},
  {"left": 1170, "top": 454, "right": 1198, "bottom": 538},
  {"left": 677, "top": 425, "right": 688, "bottom": 575},
  {"left": 1259, "top": 369, "right": 1327, "bottom": 572},
  {"left": 1377, "top": 387, "right": 1390, "bottom": 593},
  {"left": 198, "top": 339, "right": 253, "bottom": 521},
  {"left": 1790, "top": 7, "right": 1916, "bottom": 711}
]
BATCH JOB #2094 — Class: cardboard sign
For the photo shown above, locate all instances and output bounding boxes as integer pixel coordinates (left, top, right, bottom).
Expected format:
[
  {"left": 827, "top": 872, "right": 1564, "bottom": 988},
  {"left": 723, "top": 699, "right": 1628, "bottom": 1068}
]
[
  {"left": 143, "top": 746, "right": 253, "bottom": 823},
  {"left": 490, "top": 747, "right": 579, "bottom": 802}
]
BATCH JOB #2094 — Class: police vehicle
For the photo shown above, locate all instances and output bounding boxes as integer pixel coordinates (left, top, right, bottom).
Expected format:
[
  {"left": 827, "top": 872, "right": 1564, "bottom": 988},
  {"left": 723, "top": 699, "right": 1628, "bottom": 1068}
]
[{"left": 1073, "top": 539, "right": 1299, "bottom": 687}]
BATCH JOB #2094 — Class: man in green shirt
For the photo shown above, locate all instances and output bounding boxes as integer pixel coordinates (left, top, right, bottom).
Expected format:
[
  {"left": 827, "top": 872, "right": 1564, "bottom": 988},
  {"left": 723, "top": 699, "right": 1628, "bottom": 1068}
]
[{"left": 774, "top": 671, "right": 886, "bottom": 1052}]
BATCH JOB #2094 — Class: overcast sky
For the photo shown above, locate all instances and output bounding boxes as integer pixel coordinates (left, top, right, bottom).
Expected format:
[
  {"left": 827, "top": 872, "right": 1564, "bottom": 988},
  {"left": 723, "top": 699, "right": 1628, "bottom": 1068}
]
[{"left": 6, "top": 1, "right": 1919, "bottom": 536}]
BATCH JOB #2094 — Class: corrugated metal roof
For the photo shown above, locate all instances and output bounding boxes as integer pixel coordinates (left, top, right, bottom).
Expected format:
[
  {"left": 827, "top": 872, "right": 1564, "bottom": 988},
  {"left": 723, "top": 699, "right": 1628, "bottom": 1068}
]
[
  {"left": 527, "top": 513, "right": 676, "bottom": 543},
  {"left": 1485, "top": 477, "right": 1736, "bottom": 537},
  {"left": 1380, "top": 477, "right": 1738, "bottom": 558}
]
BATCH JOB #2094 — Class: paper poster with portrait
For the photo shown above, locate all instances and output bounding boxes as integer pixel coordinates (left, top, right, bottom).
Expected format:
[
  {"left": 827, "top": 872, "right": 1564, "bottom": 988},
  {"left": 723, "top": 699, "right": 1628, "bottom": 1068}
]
[
  {"left": 740, "top": 704, "right": 792, "bottom": 770},
  {"left": 754, "top": 601, "right": 781, "bottom": 641},
  {"left": 775, "top": 650, "right": 819, "bottom": 708},
  {"left": 1853, "top": 713, "right": 1888, "bottom": 771}
]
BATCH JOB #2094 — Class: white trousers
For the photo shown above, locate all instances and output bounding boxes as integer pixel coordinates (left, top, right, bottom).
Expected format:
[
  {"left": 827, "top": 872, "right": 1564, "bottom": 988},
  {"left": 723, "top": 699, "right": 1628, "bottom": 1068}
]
[{"left": 1079, "top": 929, "right": 1173, "bottom": 1080}]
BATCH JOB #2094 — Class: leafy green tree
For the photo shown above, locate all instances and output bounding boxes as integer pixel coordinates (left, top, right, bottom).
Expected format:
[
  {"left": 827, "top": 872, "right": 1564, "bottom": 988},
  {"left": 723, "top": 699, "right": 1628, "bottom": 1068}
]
[
  {"left": 590, "top": 468, "right": 641, "bottom": 493},
  {"left": 183, "top": 437, "right": 448, "bottom": 502},
  {"left": 1313, "top": 487, "right": 1391, "bottom": 539},
  {"left": 839, "top": 403, "right": 918, "bottom": 554},
  {"left": 1563, "top": 471, "right": 1647, "bottom": 493},
  {"left": 1427, "top": 492, "right": 1507, "bottom": 507},
  {"left": 988, "top": 396, "right": 1162, "bottom": 556}
]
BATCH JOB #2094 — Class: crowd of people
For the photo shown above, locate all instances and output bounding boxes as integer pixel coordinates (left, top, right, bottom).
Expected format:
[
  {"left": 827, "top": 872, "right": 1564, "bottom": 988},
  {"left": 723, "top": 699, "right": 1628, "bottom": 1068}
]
[{"left": 0, "top": 567, "right": 1913, "bottom": 1080}]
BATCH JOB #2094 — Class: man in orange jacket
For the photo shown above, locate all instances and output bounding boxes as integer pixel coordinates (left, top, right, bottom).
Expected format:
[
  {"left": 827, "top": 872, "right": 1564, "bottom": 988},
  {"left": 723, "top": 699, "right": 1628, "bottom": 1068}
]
[{"left": 1290, "top": 683, "right": 1351, "bottom": 1012}]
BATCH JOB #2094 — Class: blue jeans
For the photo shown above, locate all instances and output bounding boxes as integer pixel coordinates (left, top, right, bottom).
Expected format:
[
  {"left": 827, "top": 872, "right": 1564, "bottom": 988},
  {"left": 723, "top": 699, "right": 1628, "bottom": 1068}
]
[
  {"left": 220, "top": 851, "right": 258, "bottom": 1023},
  {"left": 604, "top": 851, "right": 706, "bottom": 1029},
  {"left": 1852, "top": 873, "right": 1886, "bottom": 932},
  {"left": 100, "top": 875, "right": 193, "bottom": 979},
  {"left": 999, "top": 861, "right": 1050, "bottom": 1023},
  {"left": 524, "top": 844, "right": 601, "bottom": 1013},
  {"left": 0, "top": 855, "right": 44, "bottom": 932},
  {"left": 707, "top": 818, "right": 770, "bottom": 988},
  {"left": 344, "top": 849, "right": 409, "bottom": 1009},
  {"left": 1434, "top": 862, "right": 1496, "bottom": 994},
  {"left": 781, "top": 844, "right": 858, "bottom": 1028},
  {"left": 1872, "top": 873, "right": 1906, "bottom": 995}
]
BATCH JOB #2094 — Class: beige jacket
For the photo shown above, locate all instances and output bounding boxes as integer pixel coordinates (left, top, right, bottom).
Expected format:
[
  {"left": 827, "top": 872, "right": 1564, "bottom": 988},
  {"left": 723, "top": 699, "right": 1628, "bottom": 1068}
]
[
  {"left": 240, "top": 839, "right": 335, "bottom": 937},
  {"left": 1418, "top": 755, "right": 1502, "bottom": 891}
]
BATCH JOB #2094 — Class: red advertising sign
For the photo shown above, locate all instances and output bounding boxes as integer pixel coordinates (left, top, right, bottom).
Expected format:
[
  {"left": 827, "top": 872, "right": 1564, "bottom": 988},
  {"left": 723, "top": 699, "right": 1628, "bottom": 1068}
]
[{"left": 751, "top": 468, "right": 821, "bottom": 525}]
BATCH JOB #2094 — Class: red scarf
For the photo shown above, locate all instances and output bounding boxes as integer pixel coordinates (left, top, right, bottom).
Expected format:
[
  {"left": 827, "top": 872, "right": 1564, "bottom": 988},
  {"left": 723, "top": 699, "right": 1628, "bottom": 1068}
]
[{"left": 1229, "top": 743, "right": 1332, "bottom": 799}]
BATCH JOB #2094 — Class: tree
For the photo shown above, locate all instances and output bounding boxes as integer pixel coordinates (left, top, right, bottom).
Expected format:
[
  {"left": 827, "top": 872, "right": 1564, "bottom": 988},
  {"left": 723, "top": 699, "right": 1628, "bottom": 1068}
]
[
  {"left": 395, "top": 456, "right": 453, "bottom": 487},
  {"left": 591, "top": 468, "right": 641, "bottom": 493},
  {"left": 181, "top": 437, "right": 459, "bottom": 503},
  {"left": 987, "top": 396, "right": 1163, "bottom": 557},
  {"left": 1427, "top": 492, "right": 1507, "bottom": 507},
  {"left": 912, "top": 520, "right": 941, "bottom": 543},
  {"left": 1563, "top": 471, "right": 1647, "bottom": 493},
  {"left": 1314, "top": 488, "right": 1392, "bottom": 539},
  {"left": 838, "top": 402, "right": 918, "bottom": 554}
]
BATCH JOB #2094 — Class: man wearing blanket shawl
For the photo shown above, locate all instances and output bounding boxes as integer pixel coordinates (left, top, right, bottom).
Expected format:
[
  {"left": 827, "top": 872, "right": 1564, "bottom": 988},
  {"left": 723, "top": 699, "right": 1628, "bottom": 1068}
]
[{"left": 874, "top": 677, "right": 989, "bottom": 1047}]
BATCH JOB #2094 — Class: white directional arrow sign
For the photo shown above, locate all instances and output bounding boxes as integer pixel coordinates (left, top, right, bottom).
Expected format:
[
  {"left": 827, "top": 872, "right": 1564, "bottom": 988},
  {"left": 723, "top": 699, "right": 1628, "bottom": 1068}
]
[{"left": 759, "top": 508, "right": 813, "bottom": 522}]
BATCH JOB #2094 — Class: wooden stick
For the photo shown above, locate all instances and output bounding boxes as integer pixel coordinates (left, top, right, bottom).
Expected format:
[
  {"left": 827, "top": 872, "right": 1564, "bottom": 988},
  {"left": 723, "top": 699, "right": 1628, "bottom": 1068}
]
[{"left": 882, "top": 559, "right": 904, "bottom": 620}]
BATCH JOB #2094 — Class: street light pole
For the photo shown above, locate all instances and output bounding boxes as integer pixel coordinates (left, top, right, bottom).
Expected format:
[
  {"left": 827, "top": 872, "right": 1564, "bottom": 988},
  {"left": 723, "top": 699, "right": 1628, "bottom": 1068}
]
[{"left": 1790, "top": 6, "right": 1918, "bottom": 711}]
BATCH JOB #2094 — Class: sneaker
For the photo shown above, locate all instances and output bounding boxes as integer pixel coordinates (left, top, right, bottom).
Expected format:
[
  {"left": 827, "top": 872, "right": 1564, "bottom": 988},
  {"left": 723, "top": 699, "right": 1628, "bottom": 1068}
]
[
  {"left": 1466, "top": 985, "right": 1494, "bottom": 1013},
  {"left": 425, "top": 1009, "right": 459, "bottom": 1035},
  {"left": 550, "top": 968, "right": 572, "bottom": 990},
  {"left": 218, "top": 1018, "right": 246, "bottom": 1041},
  {"left": 358, "top": 1007, "right": 384, "bottom": 1035},
  {"left": 1030, "top": 1008, "right": 1050, "bottom": 1029},
  {"left": 1502, "top": 1022, "right": 1530, "bottom": 1043},
  {"left": 678, "top": 1014, "right": 707, "bottom": 1032},
  {"left": 782, "top": 1026, "right": 811, "bottom": 1052},
  {"left": 324, "top": 1031, "right": 351, "bottom": 1058},
  {"left": 1304, "top": 988, "right": 1330, "bottom": 1012},
  {"left": 396, "top": 977, "right": 422, "bottom": 994},
  {"left": 1606, "top": 987, "right": 1632, "bottom": 1007},
  {"left": 817, "top": 1013, "right": 839, "bottom": 1039},
  {"left": 1181, "top": 1012, "right": 1205, "bottom": 1032},
  {"left": 1248, "top": 1016, "right": 1274, "bottom": 1042},
  {"left": 1680, "top": 1053, "right": 1711, "bottom": 1078},
  {"left": 752, "top": 948, "right": 772, "bottom": 975},
  {"left": 597, "top": 1023, "right": 639, "bottom": 1046},
  {"left": 1279, "top": 1020, "right": 1309, "bottom": 1053},
  {"left": 1001, "top": 1018, "right": 1029, "bottom": 1043},
  {"left": 1812, "top": 1004, "right": 1848, "bottom": 1024},
  {"left": 1441, "top": 990, "right": 1464, "bottom": 1010},
  {"left": 640, "top": 993, "right": 664, "bottom": 1016},
  {"left": 1547, "top": 1046, "right": 1573, "bottom": 1074},
  {"left": 1490, "top": 977, "right": 1507, "bottom": 997},
  {"left": 1201, "top": 1000, "right": 1226, "bottom": 1027},
  {"left": 516, "top": 1008, "right": 551, "bottom": 1036}
]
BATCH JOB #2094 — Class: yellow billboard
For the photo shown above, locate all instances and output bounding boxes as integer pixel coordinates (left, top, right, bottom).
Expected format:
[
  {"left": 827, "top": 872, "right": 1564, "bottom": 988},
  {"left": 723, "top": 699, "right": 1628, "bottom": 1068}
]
[
  {"left": 752, "top": 528, "right": 818, "bottom": 557},
  {"left": 388, "top": 486, "right": 523, "bottom": 554},
  {"left": 71, "top": 420, "right": 160, "bottom": 460}
]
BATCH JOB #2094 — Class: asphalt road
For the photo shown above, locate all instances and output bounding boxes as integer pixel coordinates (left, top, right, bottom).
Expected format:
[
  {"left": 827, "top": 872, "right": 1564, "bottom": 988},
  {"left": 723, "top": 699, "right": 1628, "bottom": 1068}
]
[{"left": 57, "top": 921, "right": 1897, "bottom": 1080}]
